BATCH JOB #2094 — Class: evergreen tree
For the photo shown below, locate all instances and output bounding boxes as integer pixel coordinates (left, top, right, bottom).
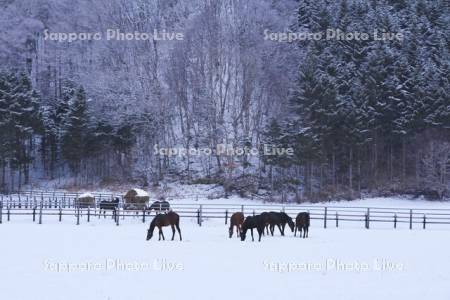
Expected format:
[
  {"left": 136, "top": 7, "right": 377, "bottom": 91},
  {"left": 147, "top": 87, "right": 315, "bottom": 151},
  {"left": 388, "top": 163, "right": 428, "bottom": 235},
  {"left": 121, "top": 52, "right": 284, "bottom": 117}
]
[{"left": 61, "top": 86, "right": 90, "bottom": 174}]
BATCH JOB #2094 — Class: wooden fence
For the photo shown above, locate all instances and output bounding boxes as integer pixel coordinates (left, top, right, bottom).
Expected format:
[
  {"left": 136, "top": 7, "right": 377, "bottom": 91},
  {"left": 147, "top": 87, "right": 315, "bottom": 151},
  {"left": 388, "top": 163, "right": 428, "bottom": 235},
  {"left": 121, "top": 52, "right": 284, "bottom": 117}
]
[{"left": 1, "top": 193, "right": 450, "bottom": 229}]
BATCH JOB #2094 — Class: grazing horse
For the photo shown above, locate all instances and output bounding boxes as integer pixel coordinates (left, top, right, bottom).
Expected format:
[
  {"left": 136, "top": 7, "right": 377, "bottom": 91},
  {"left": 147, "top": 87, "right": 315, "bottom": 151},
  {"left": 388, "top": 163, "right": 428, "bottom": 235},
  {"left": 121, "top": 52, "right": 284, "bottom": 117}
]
[
  {"left": 229, "top": 212, "right": 244, "bottom": 238},
  {"left": 294, "top": 212, "right": 310, "bottom": 238},
  {"left": 147, "top": 200, "right": 171, "bottom": 214},
  {"left": 240, "top": 215, "right": 266, "bottom": 242},
  {"left": 260, "top": 212, "right": 271, "bottom": 235},
  {"left": 267, "top": 212, "right": 295, "bottom": 236},
  {"left": 99, "top": 198, "right": 119, "bottom": 218},
  {"left": 146, "top": 211, "right": 182, "bottom": 241}
]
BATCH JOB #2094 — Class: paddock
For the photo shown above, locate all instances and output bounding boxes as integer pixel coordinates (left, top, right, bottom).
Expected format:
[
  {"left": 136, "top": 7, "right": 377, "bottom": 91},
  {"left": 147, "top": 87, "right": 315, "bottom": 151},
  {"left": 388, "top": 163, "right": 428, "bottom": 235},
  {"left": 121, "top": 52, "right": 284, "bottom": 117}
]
[{"left": 0, "top": 217, "right": 449, "bottom": 300}]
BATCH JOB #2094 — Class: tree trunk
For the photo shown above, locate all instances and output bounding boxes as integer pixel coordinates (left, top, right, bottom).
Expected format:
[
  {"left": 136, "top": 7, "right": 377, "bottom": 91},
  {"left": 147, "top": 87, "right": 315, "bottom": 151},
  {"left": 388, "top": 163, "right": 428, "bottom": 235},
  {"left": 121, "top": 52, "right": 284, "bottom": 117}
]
[
  {"left": 349, "top": 148, "right": 353, "bottom": 197},
  {"left": 332, "top": 151, "right": 336, "bottom": 189}
]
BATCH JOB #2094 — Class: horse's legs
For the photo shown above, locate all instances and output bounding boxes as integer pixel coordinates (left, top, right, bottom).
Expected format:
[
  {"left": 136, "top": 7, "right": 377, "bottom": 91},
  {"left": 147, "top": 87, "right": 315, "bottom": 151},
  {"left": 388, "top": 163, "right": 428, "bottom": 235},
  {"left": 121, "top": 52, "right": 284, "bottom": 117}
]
[
  {"left": 237, "top": 225, "right": 240, "bottom": 238},
  {"left": 157, "top": 227, "right": 165, "bottom": 241},
  {"left": 176, "top": 223, "right": 182, "bottom": 241},
  {"left": 269, "top": 225, "right": 274, "bottom": 236},
  {"left": 294, "top": 225, "right": 297, "bottom": 237},
  {"left": 277, "top": 224, "right": 283, "bottom": 236},
  {"left": 257, "top": 227, "right": 263, "bottom": 242},
  {"left": 251, "top": 228, "right": 254, "bottom": 242},
  {"left": 171, "top": 225, "right": 175, "bottom": 240},
  {"left": 281, "top": 223, "right": 286, "bottom": 236}
]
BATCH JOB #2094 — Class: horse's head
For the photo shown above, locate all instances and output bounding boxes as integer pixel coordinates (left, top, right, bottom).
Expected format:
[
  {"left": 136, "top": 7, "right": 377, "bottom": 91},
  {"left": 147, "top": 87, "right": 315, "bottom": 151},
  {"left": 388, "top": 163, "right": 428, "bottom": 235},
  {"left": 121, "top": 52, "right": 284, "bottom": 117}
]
[
  {"left": 288, "top": 218, "right": 295, "bottom": 232},
  {"left": 240, "top": 226, "right": 247, "bottom": 241}
]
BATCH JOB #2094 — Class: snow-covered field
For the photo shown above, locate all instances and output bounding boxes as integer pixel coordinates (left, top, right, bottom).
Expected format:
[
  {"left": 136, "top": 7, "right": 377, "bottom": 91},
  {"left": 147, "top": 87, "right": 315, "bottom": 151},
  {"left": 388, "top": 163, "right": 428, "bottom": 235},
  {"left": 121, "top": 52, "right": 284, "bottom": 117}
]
[{"left": 1, "top": 210, "right": 450, "bottom": 300}]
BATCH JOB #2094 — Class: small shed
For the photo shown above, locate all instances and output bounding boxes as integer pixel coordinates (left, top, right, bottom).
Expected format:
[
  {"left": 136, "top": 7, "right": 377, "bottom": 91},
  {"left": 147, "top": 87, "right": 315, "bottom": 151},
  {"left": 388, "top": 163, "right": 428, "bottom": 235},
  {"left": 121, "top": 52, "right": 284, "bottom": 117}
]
[
  {"left": 76, "top": 192, "right": 95, "bottom": 208},
  {"left": 123, "top": 188, "right": 149, "bottom": 209}
]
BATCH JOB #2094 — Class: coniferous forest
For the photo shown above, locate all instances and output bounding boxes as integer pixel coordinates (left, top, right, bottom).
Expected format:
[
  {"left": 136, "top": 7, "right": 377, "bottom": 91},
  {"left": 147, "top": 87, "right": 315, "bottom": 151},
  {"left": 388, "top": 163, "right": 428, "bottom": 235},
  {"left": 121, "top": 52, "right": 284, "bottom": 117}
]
[{"left": 0, "top": 0, "right": 449, "bottom": 200}]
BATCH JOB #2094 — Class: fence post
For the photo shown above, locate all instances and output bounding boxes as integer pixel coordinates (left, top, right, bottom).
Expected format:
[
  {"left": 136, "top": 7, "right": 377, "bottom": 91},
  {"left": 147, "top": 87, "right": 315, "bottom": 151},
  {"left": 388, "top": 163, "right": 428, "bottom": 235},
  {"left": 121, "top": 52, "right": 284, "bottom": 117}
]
[
  {"left": 335, "top": 212, "right": 338, "bottom": 228},
  {"left": 38, "top": 201, "right": 43, "bottom": 224},
  {"left": 0, "top": 200, "right": 2, "bottom": 224},
  {"left": 409, "top": 209, "right": 413, "bottom": 230},
  {"left": 225, "top": 210, "right": 228, "bottom": 225},
  {"left": 116, "top": 209, "right": 120, "bottom": 226},
  {"left": 59, "top": 207, "right": 62, "bottom": 222},
  {"left": 87, "top": 207, "right": 90, "bottom": 222},
  {"left": 394, "top": 214, "right": 397, "bottom": 229},
  {"left": 423, "top": 214, "right": 426, "bottom": 229},
  {"left": 324, "top": 207, "right": 327, "bottom": 228},
  {"left": 197, "top": 209, "right": 201, "bottom": 226},
  {"left": 33, "top": 206, "right": 36, "bottom": 222},
  {"left": 199, "top": 204, "right": 203, "bottom": 226},
  {"left": 364, "top": 214, "right": 368, "bottom": 229},
  {"left": 7, "top": 205, "right": 10, "bottom": 221},
  {"left": 366, "top": 208, "right": 370, "bottom": 229},
  {"left": 142, "top": 210, "right": 146, "bottom": 223},
  {"left": 253, "top": 210, "right": 255, "bottom": 216},
  {"left": 76, "top": 207, "right": 80, "bottom": 225},
  {"left": 241, "top": 205, "right": 244, "bottom": 213}
]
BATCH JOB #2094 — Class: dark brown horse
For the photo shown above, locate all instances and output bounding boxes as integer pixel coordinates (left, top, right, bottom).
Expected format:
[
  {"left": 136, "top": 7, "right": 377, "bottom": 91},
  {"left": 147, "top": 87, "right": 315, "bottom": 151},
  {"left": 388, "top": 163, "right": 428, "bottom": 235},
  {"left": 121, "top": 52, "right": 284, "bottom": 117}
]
[
  {"left": 260, "top": 212, "right": 271, "bottom": 235},
  {"left": 146, "top": 211, "right": 182, "bottom": 241},
  {"left": 229, "top": 212, "right": 244, "bottom": 238},
  {"left": 294, "top": 212, "right": 310, "bottom": 238},
  {"left": 241, "top": 215, "right": 266, "bottom": 242},
  {"left": 263, "top": 212, "right": 295, "bottom": 236}
]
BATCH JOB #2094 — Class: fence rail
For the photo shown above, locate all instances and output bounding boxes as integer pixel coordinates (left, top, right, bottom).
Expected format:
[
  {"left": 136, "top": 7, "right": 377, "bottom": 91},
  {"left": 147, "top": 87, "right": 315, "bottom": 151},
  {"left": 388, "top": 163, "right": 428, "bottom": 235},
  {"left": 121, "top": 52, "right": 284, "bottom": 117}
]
[{"left": 1, "top": 193, "right": 450, "bottom": 229}]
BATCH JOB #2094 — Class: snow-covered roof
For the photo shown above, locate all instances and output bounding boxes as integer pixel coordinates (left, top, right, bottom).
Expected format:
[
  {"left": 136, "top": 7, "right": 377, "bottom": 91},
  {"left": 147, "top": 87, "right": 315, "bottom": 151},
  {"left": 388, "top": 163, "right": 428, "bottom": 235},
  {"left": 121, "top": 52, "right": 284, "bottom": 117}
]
[
  {"left": 132, "top": 188, "right": 149, "bottom": 197},
  {"left": 78, "top": 192, "right": 94, "bottom": 198}
]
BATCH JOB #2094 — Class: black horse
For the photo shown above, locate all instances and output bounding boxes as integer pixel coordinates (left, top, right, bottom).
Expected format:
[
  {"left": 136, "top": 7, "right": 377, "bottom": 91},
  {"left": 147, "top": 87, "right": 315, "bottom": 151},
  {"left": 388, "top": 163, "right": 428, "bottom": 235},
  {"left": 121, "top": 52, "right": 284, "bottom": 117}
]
[
  {"left": 267, "top": 212, "right": 295, "bottom": 236},
  {"left": 260, "top": 212, "right": 271, "bottom": 235},
  {"left": 147, "top": 200, "right": 170, "bottom": 214},
  {"left": 241, "top": 215, "right": 266, "bottom": 242},
  {"left": 146, "top": 211, "right": 182, "bottom": 241},
  {"left": 294, "top": 212, "right": 310, "bottom": 238},
  {"left": 99, "top": 197, "right": 119, "bottom": 218}
]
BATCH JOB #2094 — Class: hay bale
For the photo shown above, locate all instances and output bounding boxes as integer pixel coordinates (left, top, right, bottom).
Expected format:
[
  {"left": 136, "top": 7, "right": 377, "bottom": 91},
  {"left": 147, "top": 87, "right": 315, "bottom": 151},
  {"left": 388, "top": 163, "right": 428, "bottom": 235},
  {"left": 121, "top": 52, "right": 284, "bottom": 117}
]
[
  {"left": 76, "top": 192, "right": 95, "bottom": 208},
  {"left": 124, "top": 188, "right": 149, "bottom": 209}
]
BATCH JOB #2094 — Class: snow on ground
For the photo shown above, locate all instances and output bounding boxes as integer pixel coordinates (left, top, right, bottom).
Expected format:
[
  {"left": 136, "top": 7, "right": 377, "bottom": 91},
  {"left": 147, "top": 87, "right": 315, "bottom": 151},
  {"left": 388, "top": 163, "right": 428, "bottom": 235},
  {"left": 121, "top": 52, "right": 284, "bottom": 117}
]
[
  {"left": 308, "top": 196, "right": 450, "bottom": 209},
  {"left": 1, "top": 213, "right": 450, "bottom": 300}
]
